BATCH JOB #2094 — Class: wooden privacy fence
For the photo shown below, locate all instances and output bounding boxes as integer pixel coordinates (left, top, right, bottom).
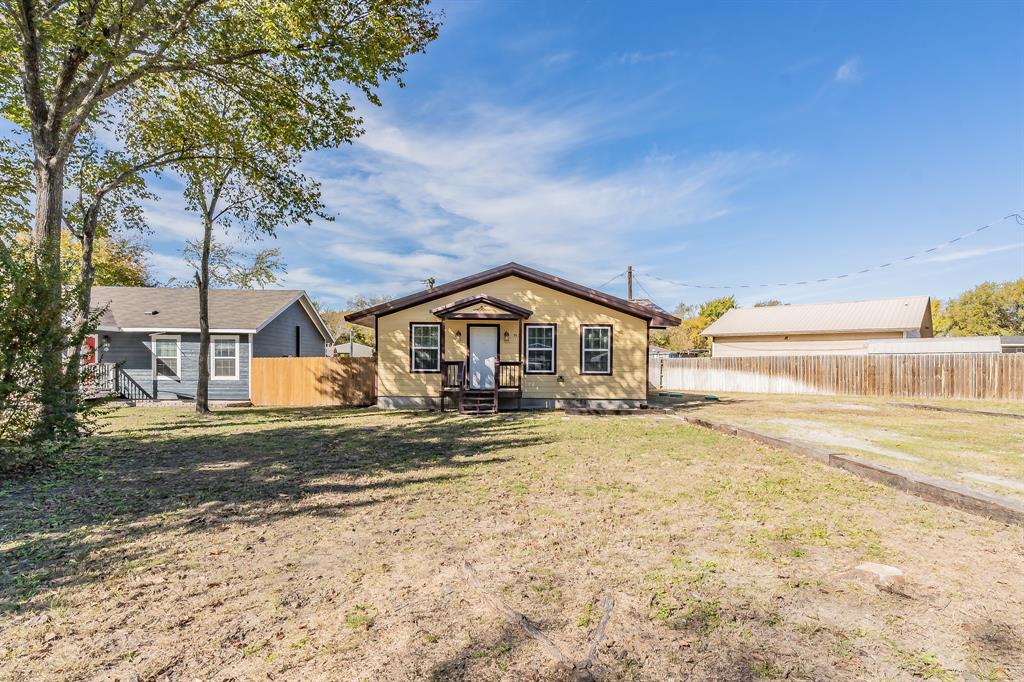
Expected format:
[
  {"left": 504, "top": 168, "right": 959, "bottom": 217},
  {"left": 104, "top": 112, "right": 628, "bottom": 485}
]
[
  {"left": 650, "top": 353, "right": 1024, "bottom": 401},
  {"left": 251, "top": 357, "right": 375, "bottom": 407}
]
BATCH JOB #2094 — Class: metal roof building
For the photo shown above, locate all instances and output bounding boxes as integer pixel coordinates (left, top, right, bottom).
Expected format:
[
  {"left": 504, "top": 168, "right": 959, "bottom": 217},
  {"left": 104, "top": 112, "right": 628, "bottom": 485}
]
[{"left": 701, "top": 296, "right": 933, "bottom": 357}]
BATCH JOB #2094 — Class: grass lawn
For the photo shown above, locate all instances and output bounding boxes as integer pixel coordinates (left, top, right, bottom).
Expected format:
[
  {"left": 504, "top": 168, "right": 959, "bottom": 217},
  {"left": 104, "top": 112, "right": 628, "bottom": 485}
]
[
  {"left": 653, "top": 393, "right": 1024, "bottom": 501},
  {"left": 1, "top": 406, "right": 1022, "bottom": 681}
]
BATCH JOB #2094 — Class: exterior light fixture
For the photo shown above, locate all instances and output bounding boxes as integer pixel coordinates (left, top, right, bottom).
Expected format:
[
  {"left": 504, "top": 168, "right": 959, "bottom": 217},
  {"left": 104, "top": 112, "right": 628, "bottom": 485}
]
[
  {"left": 503, "top": 331, "right": 510, "bottom": 342},
  {"left": 100, "top": 335, "right": 112, "bottom": 353},
  {"left": 454, "top": 330, "right": 462, "bottom": 342}
]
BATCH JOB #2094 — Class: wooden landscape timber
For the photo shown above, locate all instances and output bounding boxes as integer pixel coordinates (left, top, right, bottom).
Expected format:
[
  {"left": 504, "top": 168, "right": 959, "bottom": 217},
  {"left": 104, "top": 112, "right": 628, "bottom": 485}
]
[{"left": 679, "top": 415, "right": 1024, "bottom": 526}]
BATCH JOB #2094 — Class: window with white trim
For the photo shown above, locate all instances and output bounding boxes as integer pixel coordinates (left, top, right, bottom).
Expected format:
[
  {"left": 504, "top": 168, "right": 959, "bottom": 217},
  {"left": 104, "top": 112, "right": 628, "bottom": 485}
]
[
  {"left": 153, "top": 335, "right": 180, "bottom": 379},
  {"left": 524, "top": 324, "right": 555, "bottom": 373},
  {"left": 211, "top": 335, "right": 240, "bottom": 380},
  {"left": 411, "top": 323, "right": 441, "bottom": 372},
  {"left": 581, "top": 325, "right": 612, "bottom": 374}
]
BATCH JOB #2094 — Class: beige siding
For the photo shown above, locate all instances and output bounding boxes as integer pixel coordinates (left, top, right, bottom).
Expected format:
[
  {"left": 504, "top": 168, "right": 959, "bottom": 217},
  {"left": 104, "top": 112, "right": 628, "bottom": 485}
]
[
  {"left": 712, "top": 331, "right": 904, "bottom": 357},
  {"left": 377, "top": 276, "right": 648, "bottom": 400}
]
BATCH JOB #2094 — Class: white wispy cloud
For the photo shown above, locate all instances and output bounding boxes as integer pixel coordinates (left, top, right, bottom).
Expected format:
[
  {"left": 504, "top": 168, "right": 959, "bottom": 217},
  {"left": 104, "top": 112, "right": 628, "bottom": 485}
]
[
  {"left": 304, "top": 103, "right": 774, "bottom": 299},
  {"left": 615, "top": 49, "right": 678, "bottom": 65},
  {"left": 541, "top": 50, "right": 574, "bottom": 67},
  {"left": 925, "top": 242, "right": 1023, "bottom": 263},
  {"left": 137, "top": 101, "right": 774, "bottom": 308},
  {"left": 834, "top": 57, "right": 862, "bottom": 83},
  {"left": 147, "top": 251, "right": 193, "bottom": 284}
]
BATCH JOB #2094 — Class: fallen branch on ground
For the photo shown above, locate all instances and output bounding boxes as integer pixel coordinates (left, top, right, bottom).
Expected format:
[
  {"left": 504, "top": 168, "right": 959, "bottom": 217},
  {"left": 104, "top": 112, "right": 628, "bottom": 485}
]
[{"left": 461, "top": 559, "right": 615, "bottom": 679}]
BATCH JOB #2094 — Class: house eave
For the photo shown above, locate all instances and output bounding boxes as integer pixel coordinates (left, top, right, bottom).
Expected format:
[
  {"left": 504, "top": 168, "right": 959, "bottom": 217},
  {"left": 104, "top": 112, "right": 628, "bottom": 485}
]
[
  {"left": 346, "top": 262, "right": 680, "bottom": 328},
  {"left": 701, "top": 327, "right": 921, "bottom": 338},
  {"left": 98, "top": 326, "right": 258, "bottom": 334}
]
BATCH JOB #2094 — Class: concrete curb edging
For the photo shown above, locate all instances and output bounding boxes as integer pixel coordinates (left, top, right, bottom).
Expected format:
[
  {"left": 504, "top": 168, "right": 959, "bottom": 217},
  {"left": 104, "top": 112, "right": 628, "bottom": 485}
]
[
  {"left": 889, "top": 402, "right": 1024, "bottom": 420},
  {"left": 679, "top": 415, "right": 1024, "bottom": 527}
]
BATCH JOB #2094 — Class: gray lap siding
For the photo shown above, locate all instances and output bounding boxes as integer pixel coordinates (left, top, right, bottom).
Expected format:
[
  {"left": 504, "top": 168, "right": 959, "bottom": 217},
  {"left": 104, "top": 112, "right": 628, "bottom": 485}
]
[
  {"left": 253, "top": 300, "right": 326, "bottom": 357},
  {"left": 102, "top": 332, "right": 250, "bottom": 400}
]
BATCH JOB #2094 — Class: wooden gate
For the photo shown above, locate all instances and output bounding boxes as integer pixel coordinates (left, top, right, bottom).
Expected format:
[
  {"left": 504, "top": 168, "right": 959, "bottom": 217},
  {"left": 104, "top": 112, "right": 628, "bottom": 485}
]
[{"left": 250, "top": 357, "right": 375, "bottom": 407}]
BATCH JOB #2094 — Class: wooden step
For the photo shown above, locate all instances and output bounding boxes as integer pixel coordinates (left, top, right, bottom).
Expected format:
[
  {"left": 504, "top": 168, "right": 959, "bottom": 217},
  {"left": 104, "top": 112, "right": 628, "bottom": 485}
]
[{"left": 460, "top": 389, "right": 498, "bottom": 415}]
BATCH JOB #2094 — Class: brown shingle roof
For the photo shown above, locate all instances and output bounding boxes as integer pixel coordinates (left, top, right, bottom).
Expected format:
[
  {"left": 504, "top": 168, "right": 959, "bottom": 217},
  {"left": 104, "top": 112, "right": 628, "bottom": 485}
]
[{"left": 92, "top": 287, "right": 333, "bottom": 341}]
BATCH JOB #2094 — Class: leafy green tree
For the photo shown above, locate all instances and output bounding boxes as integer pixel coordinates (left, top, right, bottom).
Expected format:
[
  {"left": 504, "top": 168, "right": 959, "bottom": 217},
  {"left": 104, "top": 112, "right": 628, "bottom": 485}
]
[
  {"left": 0, "top": 138, "right": 31, "bottom": 239},
  {"left": 136, "top": 80, "right": 330, "bottom": 414},
  {"left": 754, "top": 299, "right": 783, "bottom": 307},
  {"left": 317, "top": 294, "right": 392, "bottom": 348},
  {"left": 62, "top": 231, "right": 151, "bottom": 286},
  {"left": 651, "top": 296, "right": 736, "bottom": 351},
  {"left": 936, "top": 279, "right": 1024, "bottom": 336},
  {"left": 181, "top": 241, "right": 284, "bottom": 289},
  {"left": 1, "top": 0, "right": 440, "bottom": 434},
  {"left": 0, "top": 240, "right": 98, "bottom": 470}
]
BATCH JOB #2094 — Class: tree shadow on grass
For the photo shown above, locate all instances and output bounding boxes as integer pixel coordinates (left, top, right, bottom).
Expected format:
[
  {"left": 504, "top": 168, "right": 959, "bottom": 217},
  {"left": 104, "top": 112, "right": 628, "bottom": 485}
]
[{"left": 0, "top": 408, "right": 551, "bottom": 613}]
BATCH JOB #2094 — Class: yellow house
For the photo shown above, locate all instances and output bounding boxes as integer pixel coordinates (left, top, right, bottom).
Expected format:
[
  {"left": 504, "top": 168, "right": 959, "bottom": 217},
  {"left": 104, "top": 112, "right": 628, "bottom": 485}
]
[{"left": 346, "top": 263, "right": 680, "bottom": 413}]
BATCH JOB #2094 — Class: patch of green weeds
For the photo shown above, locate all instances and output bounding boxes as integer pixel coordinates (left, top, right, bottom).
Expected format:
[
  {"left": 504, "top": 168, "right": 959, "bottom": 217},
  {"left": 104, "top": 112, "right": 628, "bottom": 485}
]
[
  {"left": 577, "top": 601, "right": 597, "bottom": 628},
  {"left": 344, "top": 604, "right": 375, "bottom": 630},
  {"left": 902, "top": 651, "right": 954, "bottom": 680},
  {"left": 750, "top": 659, "right": 784, "bottom": 678}
]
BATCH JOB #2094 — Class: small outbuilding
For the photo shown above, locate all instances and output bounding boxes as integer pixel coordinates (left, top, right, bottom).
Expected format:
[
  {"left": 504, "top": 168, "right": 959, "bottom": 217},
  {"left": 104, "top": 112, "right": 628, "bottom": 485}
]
[{"left": 701, "top": 295, "right": 933, "bottom": 357}]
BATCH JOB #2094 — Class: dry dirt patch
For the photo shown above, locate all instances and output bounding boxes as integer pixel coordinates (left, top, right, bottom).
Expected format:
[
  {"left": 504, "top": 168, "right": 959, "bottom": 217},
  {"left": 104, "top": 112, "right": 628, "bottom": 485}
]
[
  {"left": 1, "top": 406, "right": 1022, "bottom": 680},
  {"left": 661, "top": 392, "right": 1024, "bottom": 500}
]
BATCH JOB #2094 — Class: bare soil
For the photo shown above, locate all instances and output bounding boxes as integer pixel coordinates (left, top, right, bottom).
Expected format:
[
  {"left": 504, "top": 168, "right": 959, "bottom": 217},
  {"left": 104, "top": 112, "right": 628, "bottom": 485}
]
[
  {"left": 658, "top": 392, "right": 1024, "bottom": 501},
  {"left": 1, "top": 406, "right": 1022, "bottom": 681}
]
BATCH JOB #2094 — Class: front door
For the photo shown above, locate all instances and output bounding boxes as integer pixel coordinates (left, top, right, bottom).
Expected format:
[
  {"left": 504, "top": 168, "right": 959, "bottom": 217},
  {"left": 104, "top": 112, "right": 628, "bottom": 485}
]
[{"left": 468, "top": 326, "right": 498, "bottom": 389}]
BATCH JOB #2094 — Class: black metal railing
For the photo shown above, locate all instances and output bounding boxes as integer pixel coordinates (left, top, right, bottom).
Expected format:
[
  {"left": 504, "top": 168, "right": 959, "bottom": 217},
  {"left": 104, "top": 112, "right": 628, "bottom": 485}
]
[
  {"left": 82, "top": 362, "right": 117, "bottom": 397},
  {"left": 115, "top": 368, "right": 152, "bottom": 401}
]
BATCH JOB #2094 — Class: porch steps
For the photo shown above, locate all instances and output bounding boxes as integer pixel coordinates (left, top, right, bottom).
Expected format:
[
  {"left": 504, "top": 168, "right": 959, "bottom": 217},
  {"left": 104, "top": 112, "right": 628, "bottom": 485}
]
[{"left": 460, "top": 389, "right": 498, "bottom": 416}]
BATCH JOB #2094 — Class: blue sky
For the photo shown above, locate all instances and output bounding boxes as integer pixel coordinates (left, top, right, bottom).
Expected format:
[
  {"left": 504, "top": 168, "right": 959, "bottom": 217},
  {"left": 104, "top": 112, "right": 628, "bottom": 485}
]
[{"left": 140, "top": 0, "right": 1023, "bottom": 311}]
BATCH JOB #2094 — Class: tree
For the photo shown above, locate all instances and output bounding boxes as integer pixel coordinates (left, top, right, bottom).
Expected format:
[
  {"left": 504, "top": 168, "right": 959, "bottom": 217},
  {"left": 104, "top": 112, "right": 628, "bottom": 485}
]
[
  {"left": 62, "top": 231, "right": 151, "bottom": 286},
  {"left": 1, "top": 0, "right": 441, "bottom": 435},
  {"left": 181, "top": 241, "right": 284, "bottom": 289},
  {"left": 138, "top": 80, "right": 330, "bottom": 414},
  {"left": 316, "top": 294, "right": 391, "bottom": 347},
  {"left": 0, "top": 138, "right": 31, "bottom": 238},
  {"left": 935, "top": 279, "right": 1024, "bottom": 336},
  {"left": 754, "top": 299, "right": 783, "bottom": 307},
  {"left": 0, "top": 239, "right": 98, "bottom": 469},
  {"left": 650, "top": 296, "right": 736, "bottom": 351}
]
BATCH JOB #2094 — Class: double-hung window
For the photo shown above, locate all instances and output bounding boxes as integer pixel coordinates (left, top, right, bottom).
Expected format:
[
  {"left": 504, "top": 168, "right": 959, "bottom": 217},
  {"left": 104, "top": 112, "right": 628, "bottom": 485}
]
[
  {"left": 211, "top": 335, "right": 240, "bottom": 380},
  {"left": 411, "top": 323, "right": 441, "bottom": 372},
  {"left": 580, "top": 325, "right": 612, "bottom": 374},
  {"left": 524, "top": 324, "right": 556, "bottom": 374},
  {"left": 153, "top": 335, "right": 181, "bottom": 379}
]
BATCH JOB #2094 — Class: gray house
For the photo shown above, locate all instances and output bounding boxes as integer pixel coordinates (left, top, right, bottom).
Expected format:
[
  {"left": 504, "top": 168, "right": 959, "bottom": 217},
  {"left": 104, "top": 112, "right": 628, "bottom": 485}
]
[{"left": 90, "top": 287, "right": 334, "bottom": 401}]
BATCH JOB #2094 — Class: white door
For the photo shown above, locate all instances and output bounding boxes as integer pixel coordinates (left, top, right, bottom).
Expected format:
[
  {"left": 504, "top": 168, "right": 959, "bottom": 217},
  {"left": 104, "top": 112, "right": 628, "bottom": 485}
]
[{"left": 468, "top": 326, "right": 498, "bottom": 389}]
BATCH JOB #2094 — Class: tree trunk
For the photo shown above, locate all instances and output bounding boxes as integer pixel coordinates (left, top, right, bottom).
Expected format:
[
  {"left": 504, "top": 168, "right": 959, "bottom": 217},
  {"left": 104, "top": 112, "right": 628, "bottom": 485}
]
[
  {"left": 33, "top": 153, "right": 70, "bottom": 438},
  {"left": 195, "top": 212, "right": 213, "bottom": 415},
  {"left": 64, "top": 202, "right": 101, "bottom": 386}
]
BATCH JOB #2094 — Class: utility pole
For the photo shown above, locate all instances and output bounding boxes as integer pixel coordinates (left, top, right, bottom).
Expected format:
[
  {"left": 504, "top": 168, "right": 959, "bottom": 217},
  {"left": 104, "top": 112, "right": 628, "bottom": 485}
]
[{"left": 626, "top": 265, "right": 633, "bottom": 300}]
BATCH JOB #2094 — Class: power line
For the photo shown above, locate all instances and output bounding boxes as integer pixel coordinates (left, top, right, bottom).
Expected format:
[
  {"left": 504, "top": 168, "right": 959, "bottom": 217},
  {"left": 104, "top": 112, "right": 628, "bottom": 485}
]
[
  {"left": 593, "top": 270, "right": 626, "bottom": 291},
  {"left": 641, "top": 211, "right": 1024, "bottom": 291},
  {"left": 632, "top": 274, "right": 657, "bottom": 302}
]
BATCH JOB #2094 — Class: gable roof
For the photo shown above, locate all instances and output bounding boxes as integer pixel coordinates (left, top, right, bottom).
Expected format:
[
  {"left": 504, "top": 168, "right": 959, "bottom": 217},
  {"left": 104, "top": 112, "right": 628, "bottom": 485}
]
[
  {"left": 430, "top": 294, "right": 533, "bottom": 319},
  {"left": 92, "top": 286, "right": 334, "bottom": 342},
  {"left": 345, "top": 262, "right": 682, "bottom": 328},
  {"left": 701, "top": 295, "right": 931, "bottom": 338}
]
